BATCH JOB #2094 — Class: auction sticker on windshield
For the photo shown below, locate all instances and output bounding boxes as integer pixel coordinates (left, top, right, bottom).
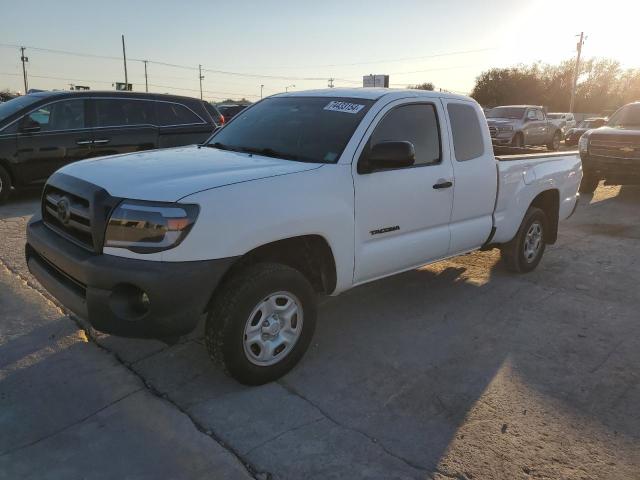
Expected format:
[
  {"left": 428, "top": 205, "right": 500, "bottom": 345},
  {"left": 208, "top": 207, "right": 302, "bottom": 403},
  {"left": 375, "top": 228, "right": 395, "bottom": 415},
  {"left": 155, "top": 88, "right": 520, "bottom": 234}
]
[{"left": 324, "top": 101, "right": 365, "bottom": 114}]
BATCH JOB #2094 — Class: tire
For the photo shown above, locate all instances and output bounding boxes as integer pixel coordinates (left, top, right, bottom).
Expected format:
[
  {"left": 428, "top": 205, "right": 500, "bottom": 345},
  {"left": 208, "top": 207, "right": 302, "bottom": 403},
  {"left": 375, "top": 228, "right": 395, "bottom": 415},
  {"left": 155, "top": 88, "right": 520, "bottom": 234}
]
[
  {"left": 205, "top": 262, "right": 317, "bottom": 385},
  {"left": 511, "top": 133, "right": 524, "bottom": 148},
  {"left": 579, "top": 171, "right": 599, "bottom": 194},
  {"left": 501, "top": 207, "right": 548, "bottom": 273},
  {"left": 547, "top": 131, "right": 561, "bottom": 151},
  {"left": 0, "top": 165, "right": 11, "bottom": 204}
]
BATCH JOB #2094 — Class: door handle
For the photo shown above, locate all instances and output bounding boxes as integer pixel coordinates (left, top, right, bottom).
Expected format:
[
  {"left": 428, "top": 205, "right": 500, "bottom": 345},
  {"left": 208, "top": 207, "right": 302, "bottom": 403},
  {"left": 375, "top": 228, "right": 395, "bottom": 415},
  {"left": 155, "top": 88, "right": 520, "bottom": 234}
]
[
  {"left": 93, "top": 139, "right": 110, "bottom": 144},
  {"left": 433, "top": 181, "right": 453, "bottom": 189},
  {"left": 76, "top": 140, "right": 92, "bottom": 145}
]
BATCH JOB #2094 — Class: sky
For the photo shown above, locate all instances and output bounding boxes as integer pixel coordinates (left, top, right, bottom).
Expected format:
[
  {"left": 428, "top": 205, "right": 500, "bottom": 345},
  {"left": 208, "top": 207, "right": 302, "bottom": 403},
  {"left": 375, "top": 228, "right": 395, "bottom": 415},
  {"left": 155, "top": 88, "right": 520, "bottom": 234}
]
[{"left": 1, "top": 0, "right": 638, "bottom": 101}]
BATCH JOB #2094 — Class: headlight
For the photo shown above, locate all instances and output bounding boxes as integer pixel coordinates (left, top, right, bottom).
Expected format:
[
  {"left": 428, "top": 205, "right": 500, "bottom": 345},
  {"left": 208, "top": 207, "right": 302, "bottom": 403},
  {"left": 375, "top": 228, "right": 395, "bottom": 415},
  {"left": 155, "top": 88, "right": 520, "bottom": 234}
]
[
  {"left": 497, "top": 125, "right": 513, "bottom": 132},
  {"left": 105, "top": 200, "right": 199, "bottom": 253},
  {"left": 578, "top": 134, "right": 589, "bottom": 153}
]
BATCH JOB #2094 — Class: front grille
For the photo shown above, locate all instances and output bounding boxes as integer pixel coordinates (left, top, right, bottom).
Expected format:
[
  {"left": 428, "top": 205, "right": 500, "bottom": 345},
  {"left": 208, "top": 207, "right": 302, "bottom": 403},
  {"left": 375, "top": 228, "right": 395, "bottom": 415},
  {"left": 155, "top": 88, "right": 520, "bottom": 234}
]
[
  {"left": 489, "top": 126, "right": 497, "bottom": 138},
  {"left": 590, "top": 139, "right": 640, "bottom": 160},
  {"left": 42, "top": 185, "right": 94, "bottom": 251}
]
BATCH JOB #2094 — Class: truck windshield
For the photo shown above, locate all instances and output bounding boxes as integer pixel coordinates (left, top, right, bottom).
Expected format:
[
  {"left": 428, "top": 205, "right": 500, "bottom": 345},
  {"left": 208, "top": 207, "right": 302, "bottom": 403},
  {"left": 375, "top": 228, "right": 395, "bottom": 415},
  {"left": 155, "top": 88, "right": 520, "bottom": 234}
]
[
  {"left": 206, "top": 97, "right": 374, "bottom": 163},
  {"left": 486, "top": 107, "right": 526, "bottom": 119},
  {"left": 0, "top": 95, "right": 40, "bottom": 123},
  {"left": 607, "top": 104, "right": 640, "bottom": 128}
]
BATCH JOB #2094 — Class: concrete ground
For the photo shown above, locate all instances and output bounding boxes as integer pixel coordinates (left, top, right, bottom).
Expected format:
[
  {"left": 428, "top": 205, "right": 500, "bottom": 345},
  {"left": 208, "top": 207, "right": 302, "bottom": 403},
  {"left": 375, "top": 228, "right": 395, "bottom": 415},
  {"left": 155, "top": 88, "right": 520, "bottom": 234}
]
[{"left": 1, "top": 182, "right": 639, "bottom": 479}]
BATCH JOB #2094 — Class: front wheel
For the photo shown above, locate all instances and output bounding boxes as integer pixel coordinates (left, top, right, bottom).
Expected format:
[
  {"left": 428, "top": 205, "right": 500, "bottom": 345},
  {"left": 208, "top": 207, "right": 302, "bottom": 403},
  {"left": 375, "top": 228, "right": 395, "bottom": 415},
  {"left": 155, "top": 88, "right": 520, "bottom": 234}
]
[
  {"left": 501, "top": 207, "right": 548, "bottom": 273},
  {"left": 205, "top": 262, "right": 317, "bottom": 385},
  {"left": 579, "top": 170, "right": 600, "bottom": 194},
  {"left": 547, "top": 131, "right": 561, "bottom": 151},
  {"left": 0, "top": 165, "right": 11, "bottom": 204},
  {"left": 511, "top": 133, "right": 524, "bottom": 148}
]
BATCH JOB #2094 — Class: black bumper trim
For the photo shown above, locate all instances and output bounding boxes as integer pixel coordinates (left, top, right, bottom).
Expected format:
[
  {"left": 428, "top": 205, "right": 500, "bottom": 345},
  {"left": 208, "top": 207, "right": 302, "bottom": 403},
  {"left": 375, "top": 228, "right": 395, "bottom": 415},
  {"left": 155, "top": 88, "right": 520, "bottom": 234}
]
[{"left": 27, "top": 217, "right": 237, "bottom": 338}]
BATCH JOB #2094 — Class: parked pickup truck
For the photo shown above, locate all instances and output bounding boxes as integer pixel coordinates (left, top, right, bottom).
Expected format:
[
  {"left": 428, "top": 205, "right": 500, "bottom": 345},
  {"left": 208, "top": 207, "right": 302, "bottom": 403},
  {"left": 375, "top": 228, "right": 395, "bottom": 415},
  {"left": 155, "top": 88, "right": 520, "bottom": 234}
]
[
  {"left": 578, "top": 102, "right": 640, "bottom": 193},
  {"left": 26, "top": 89, "right": 581, "bottom": 385},
  {"left": 486, "top": 105, "right": 563, "bottom": 150}
]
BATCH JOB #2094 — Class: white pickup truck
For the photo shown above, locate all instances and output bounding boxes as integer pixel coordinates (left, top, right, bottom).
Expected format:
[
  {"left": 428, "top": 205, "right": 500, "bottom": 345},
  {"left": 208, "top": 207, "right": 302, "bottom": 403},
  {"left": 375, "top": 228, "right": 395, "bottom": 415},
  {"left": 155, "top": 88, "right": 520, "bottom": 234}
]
[{"left": 26, "top": 89, "right": 582, "bottom": 385}]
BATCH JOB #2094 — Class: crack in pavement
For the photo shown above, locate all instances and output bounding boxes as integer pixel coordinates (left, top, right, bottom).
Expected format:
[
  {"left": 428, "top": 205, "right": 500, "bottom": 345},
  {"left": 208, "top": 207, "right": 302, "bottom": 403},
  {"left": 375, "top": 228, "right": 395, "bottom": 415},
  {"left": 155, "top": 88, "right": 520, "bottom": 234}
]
[
  {"left": 277, "top": 379, "right": 429, "bottom": 475},
  {"left": 0, "top": 259, "right": 267, "bottom": 480},
  {"left": 0, "top": 387, "right": 144, "bottom": 457}
]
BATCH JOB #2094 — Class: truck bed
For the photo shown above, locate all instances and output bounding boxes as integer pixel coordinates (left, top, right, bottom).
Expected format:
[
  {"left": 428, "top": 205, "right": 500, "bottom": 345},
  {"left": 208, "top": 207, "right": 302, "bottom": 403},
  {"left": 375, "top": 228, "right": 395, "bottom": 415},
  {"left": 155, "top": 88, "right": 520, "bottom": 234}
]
[{"left": 491, "top": 151, "right": 582, "bottom": 244}]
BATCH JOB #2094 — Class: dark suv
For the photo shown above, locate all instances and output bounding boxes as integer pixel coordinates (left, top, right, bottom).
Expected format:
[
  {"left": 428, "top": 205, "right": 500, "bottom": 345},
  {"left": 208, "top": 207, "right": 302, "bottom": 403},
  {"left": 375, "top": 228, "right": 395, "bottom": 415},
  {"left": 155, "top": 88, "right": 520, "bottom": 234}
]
[
  {"left": 579, "top": 102, "right": 640, "bottom": 193},
  {"left": 0, "top": 91, "right": 220, "bottom": 203}
]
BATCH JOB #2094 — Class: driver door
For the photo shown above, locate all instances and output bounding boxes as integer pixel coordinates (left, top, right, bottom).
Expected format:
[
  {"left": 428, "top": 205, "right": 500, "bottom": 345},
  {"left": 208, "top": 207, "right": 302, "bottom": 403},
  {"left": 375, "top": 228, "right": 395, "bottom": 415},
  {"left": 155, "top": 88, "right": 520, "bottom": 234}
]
[
  {"left": 17, "top": 98, "right": 92, "bottom": 184},
  {"left": 352, "top": 100, "right": 454, "bottom": 284}
]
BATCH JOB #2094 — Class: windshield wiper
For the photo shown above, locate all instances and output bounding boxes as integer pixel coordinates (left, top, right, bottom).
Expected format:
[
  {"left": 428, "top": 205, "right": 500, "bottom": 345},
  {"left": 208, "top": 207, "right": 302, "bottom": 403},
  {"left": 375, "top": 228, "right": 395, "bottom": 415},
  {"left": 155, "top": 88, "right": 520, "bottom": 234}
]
[
  {"left": 235, "top": 146, "right": 304, "bottom": 162},
  {"left": 206, "top": 142, "right": 238, "bottom": 151}
]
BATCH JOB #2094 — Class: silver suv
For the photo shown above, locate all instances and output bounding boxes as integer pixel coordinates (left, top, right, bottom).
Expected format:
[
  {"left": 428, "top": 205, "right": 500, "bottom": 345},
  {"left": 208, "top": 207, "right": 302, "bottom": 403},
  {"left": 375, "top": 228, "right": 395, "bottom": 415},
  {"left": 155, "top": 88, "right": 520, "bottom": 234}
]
[{"left": 486, "top": 105, "right": 563, "bottom": 150}]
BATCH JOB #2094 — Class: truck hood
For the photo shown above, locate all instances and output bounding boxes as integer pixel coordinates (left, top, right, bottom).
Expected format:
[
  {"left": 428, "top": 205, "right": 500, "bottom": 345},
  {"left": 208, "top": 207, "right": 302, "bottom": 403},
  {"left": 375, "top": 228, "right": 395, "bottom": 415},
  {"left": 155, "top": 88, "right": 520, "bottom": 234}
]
[
  {"left": 487, "top": 118, "right": 517, "bottom": 126},
  {"left": 589, "top": 126, "right": 640, "bottom": 142},
  {"left": 58, "top": 145, "right": 323, "bottom": 202}
]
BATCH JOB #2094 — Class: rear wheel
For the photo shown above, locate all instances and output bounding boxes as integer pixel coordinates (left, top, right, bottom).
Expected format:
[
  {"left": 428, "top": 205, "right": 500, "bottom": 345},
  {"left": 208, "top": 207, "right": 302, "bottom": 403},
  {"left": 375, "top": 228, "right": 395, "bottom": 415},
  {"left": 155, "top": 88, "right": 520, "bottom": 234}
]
[
  {"left": 579, "top": 170, "right": 599, "bottom": 194},
  {"left": 547, "top": 131, "right": 561, "bottom": 151},
  {"left": 501, "top": 207, "right": 548, "bottom": 273},
  {"left": 205, "top": 262, "right": 317, "bottom": 385},
  {"left": 0, "top": 165, "right": 11, "bottom": 204}
]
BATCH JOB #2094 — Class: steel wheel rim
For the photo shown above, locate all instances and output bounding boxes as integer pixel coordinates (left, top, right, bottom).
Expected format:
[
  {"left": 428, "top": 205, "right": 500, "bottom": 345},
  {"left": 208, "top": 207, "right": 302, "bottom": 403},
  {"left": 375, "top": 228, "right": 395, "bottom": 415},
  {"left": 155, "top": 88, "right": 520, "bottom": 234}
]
[
  {"left": 243, "top": 291, "right": 304, "bottom": 366},
  {"left": 523, "top": 221, "right": 543, "bottom": 263}
]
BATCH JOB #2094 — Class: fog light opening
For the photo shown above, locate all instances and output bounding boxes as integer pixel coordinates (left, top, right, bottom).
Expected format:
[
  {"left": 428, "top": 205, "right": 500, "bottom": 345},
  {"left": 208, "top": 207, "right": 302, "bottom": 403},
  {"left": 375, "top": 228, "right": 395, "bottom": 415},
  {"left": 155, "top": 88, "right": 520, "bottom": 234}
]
[{"left": 109, "top": 284, "right": 151, "bottom": 321}]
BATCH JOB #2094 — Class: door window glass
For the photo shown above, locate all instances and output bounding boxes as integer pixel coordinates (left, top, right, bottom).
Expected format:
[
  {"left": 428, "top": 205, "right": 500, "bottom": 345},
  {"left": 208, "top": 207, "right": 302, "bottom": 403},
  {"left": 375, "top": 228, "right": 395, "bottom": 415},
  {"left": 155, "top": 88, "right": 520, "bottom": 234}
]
[
  {"left": 25, "top": 99, "right": 85, "bottom": 131},
  {"left": 447, "top": 103, "right": 485, "bottom": 161},
  {"left": 95, "top": 99, "right": 155, "bottom": 127},
  {"left": 156, "top": 102, "right": 203, "bottom": 126},
  {"left": 369, "top": 104, "right": 440, "bottom": 166},
  {"left": 536, "top": 110, "right": 545, "bottom": 121}
]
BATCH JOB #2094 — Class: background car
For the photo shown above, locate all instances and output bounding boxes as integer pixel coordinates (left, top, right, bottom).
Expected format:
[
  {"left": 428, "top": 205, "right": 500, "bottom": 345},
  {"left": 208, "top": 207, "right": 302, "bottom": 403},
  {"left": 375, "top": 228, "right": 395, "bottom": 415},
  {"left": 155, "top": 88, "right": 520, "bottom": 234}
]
[
  {"left": 0, "top": 90, "right": 219, "bottom": 203},
  {"left": 486, "top": 105, "right": 563, "bottom": 150},
  {"left": 564, "top": 117, "right": 607, "bottom": 146},
  {"left": 548, "top": 112, "right": 576, "bottom": 132},
  {"left": 216, "top": 103, "right": 249, "bottom": 123}
]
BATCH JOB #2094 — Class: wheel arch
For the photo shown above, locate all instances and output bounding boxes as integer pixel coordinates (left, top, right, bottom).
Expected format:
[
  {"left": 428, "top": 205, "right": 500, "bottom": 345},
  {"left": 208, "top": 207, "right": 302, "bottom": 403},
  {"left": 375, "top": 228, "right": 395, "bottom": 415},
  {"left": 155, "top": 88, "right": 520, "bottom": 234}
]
[
  {"left": 219, "top": 234, "right": 338, "bottom": 296},
  {"left": 0, "top": 158, "right": 16, "bottom": 186},
  {"left": 530, "top": 189, "right": 560, "bottom": 244}
]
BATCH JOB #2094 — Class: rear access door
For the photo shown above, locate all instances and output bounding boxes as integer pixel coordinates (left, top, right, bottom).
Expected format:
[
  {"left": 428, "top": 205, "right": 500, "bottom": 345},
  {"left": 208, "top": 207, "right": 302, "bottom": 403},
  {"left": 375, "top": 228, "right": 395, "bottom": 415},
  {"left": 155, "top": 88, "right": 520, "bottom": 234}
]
[{"left": 441, "top": 99, "right": 497, "bottom": 254}]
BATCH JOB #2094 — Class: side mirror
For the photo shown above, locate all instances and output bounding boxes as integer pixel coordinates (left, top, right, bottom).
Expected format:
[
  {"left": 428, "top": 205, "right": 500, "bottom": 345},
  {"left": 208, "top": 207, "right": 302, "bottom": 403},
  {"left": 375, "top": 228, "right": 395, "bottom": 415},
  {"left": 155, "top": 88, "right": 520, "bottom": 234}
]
[
  {"left": 19, "top": 117, "right": 41, "bottom": 133},
  {"left": 359, "top": 141, "right": 415, "bottom": 174}
]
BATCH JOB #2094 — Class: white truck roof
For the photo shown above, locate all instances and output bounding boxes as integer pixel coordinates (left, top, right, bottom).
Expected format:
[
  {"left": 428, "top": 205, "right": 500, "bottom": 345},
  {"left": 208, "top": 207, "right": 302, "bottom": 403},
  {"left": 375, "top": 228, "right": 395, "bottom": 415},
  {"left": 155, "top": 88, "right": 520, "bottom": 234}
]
[{"left": 275, "top": 87, "right": 473, "bottom": 103}]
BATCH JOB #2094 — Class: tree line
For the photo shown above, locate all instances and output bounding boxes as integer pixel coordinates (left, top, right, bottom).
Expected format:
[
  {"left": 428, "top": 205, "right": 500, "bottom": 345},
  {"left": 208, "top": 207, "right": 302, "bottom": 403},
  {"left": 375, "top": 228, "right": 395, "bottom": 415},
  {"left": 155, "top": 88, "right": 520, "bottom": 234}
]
[{"left": 470, "top": 58, "right": 640, "bottom": 114}]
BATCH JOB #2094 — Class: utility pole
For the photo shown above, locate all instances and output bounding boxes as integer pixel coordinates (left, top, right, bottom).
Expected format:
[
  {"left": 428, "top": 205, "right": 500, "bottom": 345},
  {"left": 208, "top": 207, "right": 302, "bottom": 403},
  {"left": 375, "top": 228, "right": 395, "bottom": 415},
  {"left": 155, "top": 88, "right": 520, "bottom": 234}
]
[
  {"left": 328, "top": 78, "right": 334, "bottom": 88},
  {"left": 569, "top": 32, "right": 585, "bottom": 113},
  {"left": 143, "top": 60, "right": 149, "bottom": 92},
  {"left": 121, "top": 35, "right": 129, "bottom": 89},
  {"left": 260, "top": 84, "right": 264, "bottom": 99},
  {"left": 198, "top": 65, "right": 204, "bottom": 100},
  {"left": 20, "top": 47, "right": 29, "bottom": 93}
]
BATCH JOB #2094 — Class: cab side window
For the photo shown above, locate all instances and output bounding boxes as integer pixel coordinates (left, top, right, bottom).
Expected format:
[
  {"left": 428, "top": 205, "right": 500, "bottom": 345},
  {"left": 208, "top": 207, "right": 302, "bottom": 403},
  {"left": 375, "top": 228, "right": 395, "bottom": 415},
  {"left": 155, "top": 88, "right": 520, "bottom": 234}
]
[
  {"left": 536, "top": 110, "right": 545, "bottom": 121},
  {"left": 369, "top": 103, "right": 440, "bottom": 166},
  {"left": 24, "top": 100, "right": 85, "bottom": 132},
  {"left": 447, "top": 103, "right": 485, "bottom": 161}
]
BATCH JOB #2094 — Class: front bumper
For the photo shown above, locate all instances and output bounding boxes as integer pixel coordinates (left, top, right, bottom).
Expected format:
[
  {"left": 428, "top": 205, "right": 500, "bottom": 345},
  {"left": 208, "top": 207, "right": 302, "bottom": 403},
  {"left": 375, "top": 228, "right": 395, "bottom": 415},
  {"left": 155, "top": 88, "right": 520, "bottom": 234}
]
[
  {"left": 490, "top": 131, "right": 515, "bottom": 146},
  {"left": 26, "top": 217, "right": 236, "bottom": 338},
  {"left": 581, "top": 153, "right": 640, "bottom": 185}
]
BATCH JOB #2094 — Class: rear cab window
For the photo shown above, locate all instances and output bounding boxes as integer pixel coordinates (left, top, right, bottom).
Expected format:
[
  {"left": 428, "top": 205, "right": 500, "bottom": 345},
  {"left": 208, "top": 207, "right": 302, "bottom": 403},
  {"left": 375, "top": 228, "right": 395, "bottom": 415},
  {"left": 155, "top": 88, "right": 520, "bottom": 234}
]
[{"left": 447, "top": 103, "right": 485, "bottom": 161}]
